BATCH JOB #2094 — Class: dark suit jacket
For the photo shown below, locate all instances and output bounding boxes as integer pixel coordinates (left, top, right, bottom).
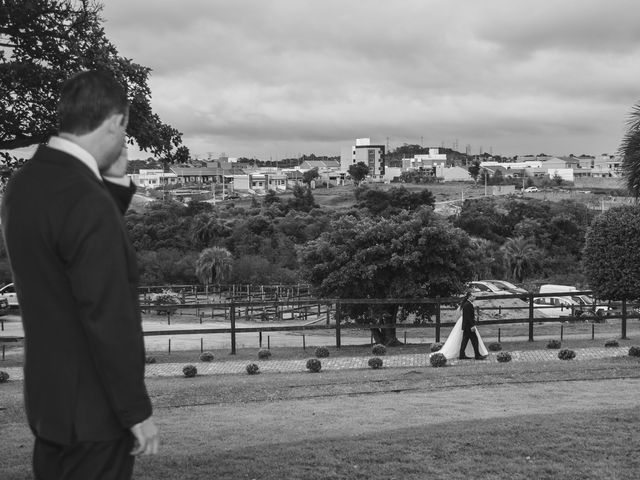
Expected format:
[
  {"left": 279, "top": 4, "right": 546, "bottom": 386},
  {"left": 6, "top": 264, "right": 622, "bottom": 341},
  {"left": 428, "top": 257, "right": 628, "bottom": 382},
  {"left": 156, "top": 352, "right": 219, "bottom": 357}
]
[
  {"left": 461, "top": 299, "right": 476, "bottom": 333},
  {"left": 1, "top": 145, "right": 151, "bottom": 445}
]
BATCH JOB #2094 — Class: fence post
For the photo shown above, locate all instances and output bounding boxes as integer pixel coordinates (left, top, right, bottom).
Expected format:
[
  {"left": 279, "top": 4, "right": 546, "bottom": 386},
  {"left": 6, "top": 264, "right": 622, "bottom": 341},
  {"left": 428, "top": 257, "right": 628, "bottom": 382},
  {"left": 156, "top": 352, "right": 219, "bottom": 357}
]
[
  {"left": 621, "top": 299, "right": 628, "bottom": 339},
  {"left": 335, "top": 302, "right": 342, "bottom": 350},
  {"left": 528, "top": 294, "right": 534, "bottom": 342},
  {"left": 230, "top": 301, "right": 236, "bottom": 355},
  {"left": 259, "top": 331, "right": 262, "bottom": 348},
  {"left": 435, "top": 300, "right": 441, "bottom": 343}
]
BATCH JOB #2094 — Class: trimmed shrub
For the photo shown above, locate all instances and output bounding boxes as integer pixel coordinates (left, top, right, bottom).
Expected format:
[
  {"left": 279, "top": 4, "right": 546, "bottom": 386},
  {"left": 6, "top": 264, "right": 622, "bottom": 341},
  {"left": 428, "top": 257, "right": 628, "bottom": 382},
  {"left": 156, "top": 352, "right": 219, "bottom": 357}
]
[
  {"left": 246, "top": 363, "right": 260, "bottom": 375},
  {"left": 547, "top": 339, "right": 562, "bottom": 349},
  {"left": 315, "top": 346, "right": 330, "bottom": 358},
  {"left": 604, "top": 339, "right": 619, "bottom": 348},
  {"left": 199, "top": 351, "right": 215, "bottom": 362},
  {"left": 430, "top": 342, "right": 444, "bottom": 353},
  {"left": 183, "top": 365, "right": 198, "bottom": 377},
  {"left": 372, "top": 344, "right": 387, "bottom": 356},
  {"left": 629, "top": 346, "right": 640, "bottom": 357},
  {"left": 151, "top": 289, "right": 182, "bottom": 315},
  {"left": 430, "top": 353, "right": 447, "bottom": 367},
  {"left": 488, "top": 342, "right": 502, "bottom": 352},
  {"left": 145, "top": 356, "right": 157, "bottom": 364},
  {"left": 558, "top": 349, "right": 576, "bottom": 360},
  {"left": 0, "top": 371, "right": 9, "bottom": 383},
  {"left": 258, "top": 349, "right": 272, "bottom": 360},
  {"left": 368, "top": 357, "right": 383, "bottom": 369},
  {"left": 497, "top": 352, "right": 512, "bottom": 363},
  {"left": 306, "top": 358, "right": 322, "bottom": 373}
]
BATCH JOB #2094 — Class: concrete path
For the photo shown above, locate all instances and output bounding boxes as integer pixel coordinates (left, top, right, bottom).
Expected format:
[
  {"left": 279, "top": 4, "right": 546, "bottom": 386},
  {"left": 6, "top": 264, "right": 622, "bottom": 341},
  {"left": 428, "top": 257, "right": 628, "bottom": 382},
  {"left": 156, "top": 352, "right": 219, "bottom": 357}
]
[{"left": 0, "top": 346, "right": 631, "bottom": 381}]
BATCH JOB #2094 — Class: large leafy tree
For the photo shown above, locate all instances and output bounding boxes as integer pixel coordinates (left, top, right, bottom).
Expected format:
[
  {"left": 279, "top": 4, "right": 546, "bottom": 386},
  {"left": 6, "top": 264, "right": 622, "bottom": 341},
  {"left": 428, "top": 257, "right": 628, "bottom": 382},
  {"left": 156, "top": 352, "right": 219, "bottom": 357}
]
[
  {"left": 582, "top": 206, "right": 640, "bottom": 300},
  {"left": 621, "top": 101, "right": 640, "bottom": 197},
  {"left": 348, "top": 162, "right": 369, "bottom": 185},
  {"left": 0, "top": 0, "right": 186, "bottom": 163},
  {"left": 298, "top": 208, "right": 474, "bottom": 345}
]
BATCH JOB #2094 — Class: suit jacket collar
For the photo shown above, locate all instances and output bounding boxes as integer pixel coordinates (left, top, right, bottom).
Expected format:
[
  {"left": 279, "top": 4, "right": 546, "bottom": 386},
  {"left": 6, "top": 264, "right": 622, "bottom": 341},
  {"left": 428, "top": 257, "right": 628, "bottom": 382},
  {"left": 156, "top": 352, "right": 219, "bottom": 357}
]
[{"left": 33, "top": 144, "right": 104, "bottom": 187}]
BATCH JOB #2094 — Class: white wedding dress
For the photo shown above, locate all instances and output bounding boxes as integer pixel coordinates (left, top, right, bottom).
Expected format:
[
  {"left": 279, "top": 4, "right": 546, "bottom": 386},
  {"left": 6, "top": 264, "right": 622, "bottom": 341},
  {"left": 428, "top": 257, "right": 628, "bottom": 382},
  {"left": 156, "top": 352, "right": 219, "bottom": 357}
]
[{"left": 433, "top": 315, "right": 489, "bottom": 360}]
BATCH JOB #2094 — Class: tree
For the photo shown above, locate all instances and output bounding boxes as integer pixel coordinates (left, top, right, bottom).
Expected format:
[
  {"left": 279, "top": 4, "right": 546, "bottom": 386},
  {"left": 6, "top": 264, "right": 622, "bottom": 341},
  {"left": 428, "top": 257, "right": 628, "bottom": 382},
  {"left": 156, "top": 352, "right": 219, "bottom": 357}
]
[
  {"left": 298, "top": 208, "right": 474, "bottom": 345},
  {"left": 348, "top": 162, "right": 369, "bottom": 185},
  {"left": 302, "top": 168, "right": 319, "bottom": 187},
  {"left": 621, "top": 101, "right": 640, "bottom": 197},
  {"left": 194, "top": 247, "right": 233, "bottom": 286},
  {"left": 0, "top": 0, "right": 187, "bottom": 164},
  {"left": 500, "top": 237, "right": 542, "bottom": 283},
  {"left": 582, "top": 206, "right": 640, "bottom": 300},
  {"left": 468, "top": 161, "right": 481, "bottom": 184}
]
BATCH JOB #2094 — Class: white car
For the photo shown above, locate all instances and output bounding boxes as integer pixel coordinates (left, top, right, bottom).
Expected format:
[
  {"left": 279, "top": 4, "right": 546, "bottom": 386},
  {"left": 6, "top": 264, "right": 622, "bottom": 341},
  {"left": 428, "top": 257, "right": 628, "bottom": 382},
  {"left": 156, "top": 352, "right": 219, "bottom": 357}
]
[
  {"left": 0, "top": 283, "right": 18, "bottom": 307},
  {"left": 524, "top": 186, "right": 539, "bottom": 193},
  {"left": 533, "top": 295, "right": 582, "bottom": 318}
]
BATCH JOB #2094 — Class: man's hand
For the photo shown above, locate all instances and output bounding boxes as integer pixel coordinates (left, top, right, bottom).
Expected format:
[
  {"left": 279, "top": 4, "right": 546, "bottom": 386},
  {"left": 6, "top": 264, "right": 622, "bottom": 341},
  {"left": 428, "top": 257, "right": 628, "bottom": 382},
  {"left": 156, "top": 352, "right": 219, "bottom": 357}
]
[
  {"left": 102, "top": 145, "right": 129, "bottom": 178},
  {"left": 130, "top": 417, "right": 159, "bottom": 455},
  {"left": 471, "top": 326, "right": 476, "bottom": 332}
]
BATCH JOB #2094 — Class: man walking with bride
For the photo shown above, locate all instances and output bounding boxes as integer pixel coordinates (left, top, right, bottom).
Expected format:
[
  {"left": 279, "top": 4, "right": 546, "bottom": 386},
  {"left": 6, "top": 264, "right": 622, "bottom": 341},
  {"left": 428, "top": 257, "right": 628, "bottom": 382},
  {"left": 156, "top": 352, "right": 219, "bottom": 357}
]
[{"left": 434, "top": 290, "right": 489, "bottom": 360}]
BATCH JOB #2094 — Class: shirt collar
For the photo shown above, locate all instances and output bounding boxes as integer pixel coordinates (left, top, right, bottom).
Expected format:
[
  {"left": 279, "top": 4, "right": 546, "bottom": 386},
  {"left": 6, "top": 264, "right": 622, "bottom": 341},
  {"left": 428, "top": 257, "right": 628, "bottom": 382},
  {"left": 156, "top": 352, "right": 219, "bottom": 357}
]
[{"left": 47, "top": 136, "right": 102, "bottom": 181}]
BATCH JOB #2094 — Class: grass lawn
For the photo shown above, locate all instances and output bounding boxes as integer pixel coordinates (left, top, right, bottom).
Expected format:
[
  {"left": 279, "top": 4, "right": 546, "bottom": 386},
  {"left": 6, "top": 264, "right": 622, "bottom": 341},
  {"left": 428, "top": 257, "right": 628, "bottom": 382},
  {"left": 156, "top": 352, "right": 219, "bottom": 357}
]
[{"left": 2, "top": 355, "right": 640, "bottom": 479}]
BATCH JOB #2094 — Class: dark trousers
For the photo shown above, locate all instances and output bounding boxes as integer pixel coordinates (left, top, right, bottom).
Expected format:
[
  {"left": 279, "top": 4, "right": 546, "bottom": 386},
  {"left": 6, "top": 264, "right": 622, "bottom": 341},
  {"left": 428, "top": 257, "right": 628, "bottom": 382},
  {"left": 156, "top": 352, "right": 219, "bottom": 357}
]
[
  {"left": 460, "top": 330, "right": 480, "bottom": 358},
  {"left": 33, "top": 433, "right": 135, "bottom": 480}
]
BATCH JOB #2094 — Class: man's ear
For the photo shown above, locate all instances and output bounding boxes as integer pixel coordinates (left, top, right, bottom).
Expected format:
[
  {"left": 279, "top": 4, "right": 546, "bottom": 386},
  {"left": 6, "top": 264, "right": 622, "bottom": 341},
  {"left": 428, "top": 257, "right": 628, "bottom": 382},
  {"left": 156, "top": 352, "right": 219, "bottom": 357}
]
[{"left": 106, "top": 113, "right": 126, "bottom": 132}]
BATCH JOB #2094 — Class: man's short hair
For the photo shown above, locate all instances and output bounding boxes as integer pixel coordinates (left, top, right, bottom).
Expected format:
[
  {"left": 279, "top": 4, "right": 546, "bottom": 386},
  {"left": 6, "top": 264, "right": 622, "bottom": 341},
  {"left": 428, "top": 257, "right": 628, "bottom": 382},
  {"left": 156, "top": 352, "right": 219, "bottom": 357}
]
[{"left": 57, "top": 70, "right": 128, "bottom": 135}]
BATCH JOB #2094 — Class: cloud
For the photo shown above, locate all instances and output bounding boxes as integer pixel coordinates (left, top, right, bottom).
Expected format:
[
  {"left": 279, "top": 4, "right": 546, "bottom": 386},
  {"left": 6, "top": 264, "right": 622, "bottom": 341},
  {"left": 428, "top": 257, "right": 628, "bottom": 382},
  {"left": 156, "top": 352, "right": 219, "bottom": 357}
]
[{"left": 101, "top": 0, "right": 640, "bottom": 158}]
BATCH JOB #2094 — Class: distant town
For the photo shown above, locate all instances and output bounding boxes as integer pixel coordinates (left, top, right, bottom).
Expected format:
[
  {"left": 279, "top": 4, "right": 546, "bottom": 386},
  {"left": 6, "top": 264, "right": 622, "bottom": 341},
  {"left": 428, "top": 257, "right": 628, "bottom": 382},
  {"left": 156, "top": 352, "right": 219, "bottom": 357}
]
[{"left": 126, "top": 137, "right": 623, "bottom": 203}]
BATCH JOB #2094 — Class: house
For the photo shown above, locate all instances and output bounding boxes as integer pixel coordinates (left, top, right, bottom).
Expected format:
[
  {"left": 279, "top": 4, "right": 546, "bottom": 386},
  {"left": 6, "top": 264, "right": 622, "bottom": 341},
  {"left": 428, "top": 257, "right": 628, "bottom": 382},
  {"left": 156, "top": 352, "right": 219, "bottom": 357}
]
[
  {"left": 231, "top": 172, "right": 288, "bottom": 194},
  {"left": 129, "top": 169, "right": 178, "bottom": 188}
]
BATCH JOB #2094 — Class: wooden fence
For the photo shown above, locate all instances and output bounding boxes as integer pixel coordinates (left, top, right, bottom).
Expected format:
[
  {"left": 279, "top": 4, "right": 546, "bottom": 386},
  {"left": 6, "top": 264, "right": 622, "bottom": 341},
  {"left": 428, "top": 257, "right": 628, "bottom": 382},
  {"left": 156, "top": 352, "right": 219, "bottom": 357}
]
[{"left": 141, "top": 291, "right": 638, "bottom": 354}]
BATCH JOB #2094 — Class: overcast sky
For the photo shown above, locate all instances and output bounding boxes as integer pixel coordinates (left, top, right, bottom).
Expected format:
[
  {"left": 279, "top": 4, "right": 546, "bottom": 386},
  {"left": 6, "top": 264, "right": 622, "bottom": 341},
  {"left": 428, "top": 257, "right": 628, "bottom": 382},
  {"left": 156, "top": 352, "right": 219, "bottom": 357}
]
[{"left": 101, "top": 0, "right": 640, "bottom": 160}]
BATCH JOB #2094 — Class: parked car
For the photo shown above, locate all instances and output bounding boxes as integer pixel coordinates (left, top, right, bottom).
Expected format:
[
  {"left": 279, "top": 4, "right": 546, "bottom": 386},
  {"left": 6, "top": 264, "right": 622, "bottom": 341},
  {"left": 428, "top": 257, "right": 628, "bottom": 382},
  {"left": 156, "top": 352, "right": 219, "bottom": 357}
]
[
  {"left": 533, "top": 295, "right": 582, "bottom": 318},
  {"left": 524, "top": 186, "right": 539, "bottom": 193},
  {"left": 538, "top": 284, "right": 609, "bottom": 318},
  {"left": 466, "top": 281, "right": 509, "bottom": 296},
  {"left": 0, "top": 283, "right": 18, "bottom": 308},
  {"left": 481, "top": 280, "right": 529, "bottom": 299}
]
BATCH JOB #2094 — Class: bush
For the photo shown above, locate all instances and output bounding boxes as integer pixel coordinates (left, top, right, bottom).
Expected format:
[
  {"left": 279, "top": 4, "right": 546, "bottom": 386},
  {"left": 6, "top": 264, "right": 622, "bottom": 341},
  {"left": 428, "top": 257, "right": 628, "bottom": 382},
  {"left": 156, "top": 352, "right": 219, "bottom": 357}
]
[
  {"left": 258, "top": 349, "right": 272, "bottom": 360},
  {"left": 306, "top": 358, "right": 322, "bottom": 373},
  {"left": 604, "top": 339, "right": 619, "bottom": 348},
  {"left": 246, "top": 363, "right": 260, "bottom": 375},
  {"left": 488, "top": 342, "right": 502, "bottom": 352},
  {"left": 497, "top": 352, "right": 512, "bottom": 363},
  {"left": 145, "top": 356, "right": 157, "bottom": 364},
  {"left": 315, "top": 346, "right": 330, "bottom": 358},
  {"left": 547, "top": 339, "right": 562, "bottom": 349},
  {"left": 368, "top": 357, "right": 383, "bottom": 369},
  {"left": 372, "top": 344, "right": 387, "bottom": 356},
  {"left": 151, "top": 289, "right": 182, "bottom": 315},
  {"left": 629, "top": 346, "right": 640, "bottom": 357},
  {"left": 0, "top": 371, "right": 9, "bottom": 383},
  {"left": 430, "top": 353, "right": 447, "bottom": 367},
  {"left": 183, "top": 365, "right": 198, "bottom": 377},
  {"left": 199, "top": 351, "right": 214, "bottom": 362},
  {"left": 558, "top": 349, "right": 576, "bottom": 360},
  {"left": 430, "top": 342, "right": 444, "bottom": 353}
]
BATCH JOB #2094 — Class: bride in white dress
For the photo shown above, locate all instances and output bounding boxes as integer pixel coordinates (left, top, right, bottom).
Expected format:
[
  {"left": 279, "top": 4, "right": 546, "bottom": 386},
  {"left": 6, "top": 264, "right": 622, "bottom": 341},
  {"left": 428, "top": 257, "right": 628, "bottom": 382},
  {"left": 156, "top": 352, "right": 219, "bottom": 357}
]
[{"left": 433, "top": 300, "right": 489, "bottom": 360}]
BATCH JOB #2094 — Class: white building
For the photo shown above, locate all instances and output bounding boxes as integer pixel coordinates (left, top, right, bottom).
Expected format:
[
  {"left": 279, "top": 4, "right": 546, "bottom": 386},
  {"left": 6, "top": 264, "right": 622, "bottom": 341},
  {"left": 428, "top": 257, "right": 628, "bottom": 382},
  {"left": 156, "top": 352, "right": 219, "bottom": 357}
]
[
  {"left": 340, "top": 138, "right": 386, "bottom": 180},
  {"left": 129, "top": 169, "right": 178, "bottom": 188}
]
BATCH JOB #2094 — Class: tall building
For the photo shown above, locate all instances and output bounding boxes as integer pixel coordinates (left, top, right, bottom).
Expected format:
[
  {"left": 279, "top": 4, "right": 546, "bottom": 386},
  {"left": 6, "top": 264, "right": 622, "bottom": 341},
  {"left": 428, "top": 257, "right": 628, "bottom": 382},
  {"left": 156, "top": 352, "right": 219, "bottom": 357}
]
[{"left": 340, "top": 138, "right": 385, "bottom": 179}]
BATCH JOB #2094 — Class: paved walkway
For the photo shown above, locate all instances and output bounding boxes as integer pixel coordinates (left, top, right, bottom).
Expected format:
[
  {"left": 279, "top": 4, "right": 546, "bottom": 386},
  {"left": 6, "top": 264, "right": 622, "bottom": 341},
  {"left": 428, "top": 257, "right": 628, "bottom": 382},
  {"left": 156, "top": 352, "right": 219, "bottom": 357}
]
[{"left": 0, "top": 346, "right": 631, "bottom": 381}]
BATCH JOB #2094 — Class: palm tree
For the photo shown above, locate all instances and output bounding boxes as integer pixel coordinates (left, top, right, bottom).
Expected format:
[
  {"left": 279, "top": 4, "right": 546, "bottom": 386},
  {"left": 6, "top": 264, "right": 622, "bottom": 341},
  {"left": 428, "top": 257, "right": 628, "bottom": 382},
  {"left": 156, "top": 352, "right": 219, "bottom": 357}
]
[
  {"left": 500, "top": 237, "right": 541, "bottom": 283},
  {"left": 195, "top": 247, "right": 233, "bottom": 288},
  {"left": 621, "top": 101, "right": 640, "bottom": 198}
]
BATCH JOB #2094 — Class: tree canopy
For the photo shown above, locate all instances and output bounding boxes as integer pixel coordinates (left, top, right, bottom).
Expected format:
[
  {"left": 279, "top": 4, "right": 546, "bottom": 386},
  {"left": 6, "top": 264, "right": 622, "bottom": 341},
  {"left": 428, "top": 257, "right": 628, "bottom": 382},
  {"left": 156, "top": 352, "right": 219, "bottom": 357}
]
[
  {"left": 0, "top": 0, "right": 186, "bottom": 163},
  {"left": 348, "top": 162, "right": 369, "bottom": 185},
  {"left": 298, "top": 208, "right": 474, "bottom": 344},
  {"left": 582, "top": 206, "right": 640, "bottom": 300},
  {"left": 621, "top": 101, "right": 640, "bottom": 197}
]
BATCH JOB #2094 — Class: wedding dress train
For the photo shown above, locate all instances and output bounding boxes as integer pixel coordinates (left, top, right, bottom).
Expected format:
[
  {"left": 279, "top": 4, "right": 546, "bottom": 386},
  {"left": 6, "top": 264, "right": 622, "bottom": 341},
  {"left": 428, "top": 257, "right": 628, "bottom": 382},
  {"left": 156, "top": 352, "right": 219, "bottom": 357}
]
[{"left": 433, "top": 316, "right": 489, "bottom": 360}]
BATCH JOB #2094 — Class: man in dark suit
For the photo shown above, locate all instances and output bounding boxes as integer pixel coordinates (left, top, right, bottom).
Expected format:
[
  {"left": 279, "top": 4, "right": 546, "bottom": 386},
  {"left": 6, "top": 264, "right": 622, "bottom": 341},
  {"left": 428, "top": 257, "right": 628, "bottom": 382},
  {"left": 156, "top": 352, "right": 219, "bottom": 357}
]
[
  {"left": 1, "top": 70, "right": 158, "bottom": 479},
  {"left": 459, "top": 291, "right": 486, "bottom": 360}
]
